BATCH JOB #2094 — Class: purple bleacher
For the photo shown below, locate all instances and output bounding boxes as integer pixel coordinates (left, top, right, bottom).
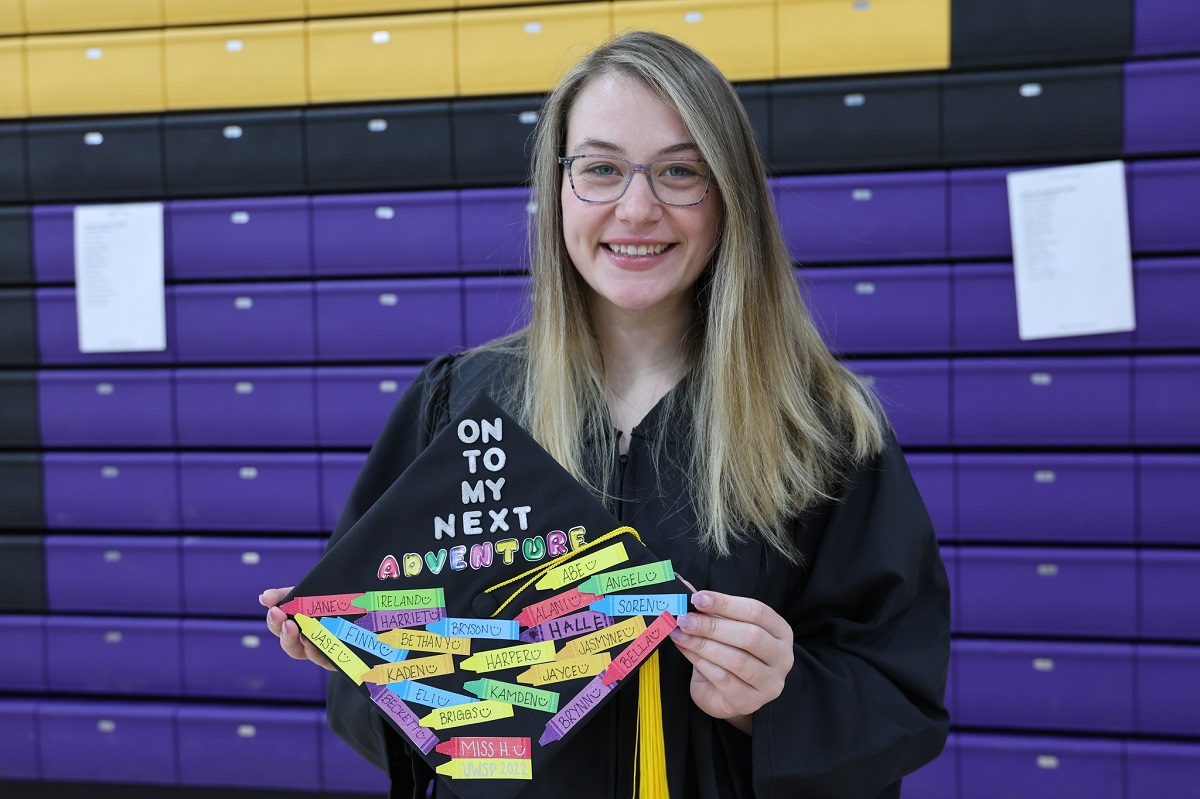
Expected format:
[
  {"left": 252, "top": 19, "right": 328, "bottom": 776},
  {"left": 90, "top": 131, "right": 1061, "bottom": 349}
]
[
  {"left": 42, "top": 452, "right": 180, "bottom": 530},
  {"left": 953, "top": 263, "right": 1134, "bottom": 351},
  {"left": 457, "top": 187, "right": 533, "bottom": 273},
  {"left": 179, "top": 452, "right": 321, "bottom": 532},
  {"left": 38, "top": 701, "right": 178, "bottom": 784},
  {"left": 799, "top": 265, "right": 951, "bottom": 354},
  {"left": 1139, "top": 455, "right": 1200, "bottom": 545},
  {"left": 462, "top": 275, "right": 532, "bottom": 347},
  {"left": 30, "top": 205, "right": 74, "bottom": 283},
  {"left": 947, "top": 168, "right": 1013, "bottom": 259},
  {"left": 954, "top": 639, "right": 1135, "bottom": 732},
  {"left": 169, "top": 196, "right": 313, "bottom": 280},
  {"left": 952, "top": 357, "right": 1132, "bottom": 446},
  {"left": 1125, "top": 58, "right": 1200, "bottom": 154},
  {"left": 904, "top": 453, "right": 955, "bottom": 541},
  {"left": 181, "top": 619, "right": 325, "bottom": 702},
  {"left": 174, "top": 367, "right": 317, "bottom": 447},
  {"left": 773, "top": 171, "right": 947, "bottom": 263},
  {"left": 1133, "top": 0, "right": 1200, "bottom": 55},
  {"left": 312, "top": 191, "right": 459, "bottom": 276},
  {"left": 45, "top": 535, "right": 182, "bottom": 615},
  {"left": 902, "top": 732, "right": 957, "bottom": 799},
  {"left": 37, "top": 369, "right": 175, "bottom": 447},
  {"left": 45, "top": 616, "right": 182, "bottom": 696},
  {"left": 315, "top": 366, "right": 419, "bottom": 447},
  {"left": 0, "top": 701, "right": 39, "bottom": 780},
  {"left": 848, "top": 359, "right": 951, "bottom": 446},
  {"left": 956, "top": 454, "right": 1136, "bottom": 543},
  {"left": 1131, "top": 158, "right": 1200, "bottom": 252},
  {"left": 0, "top": 617, "right": 46, "bottom": 692},
  {"left": 1135, "top": 258, "right": 1200, "bottom": 348},
  {"left": 322, "top": 719, "right": 391, "bottom": 794},
  {"left": 320, "top": 452, "right": 368, "bottom": 532},
  {"left": 315, "top": 278, "right": 463, "bottom": 361},
  {"left": 1127, "top": 741, "right": 1200, "bottom": 797},
  {"left": 957, "top": 548, "right": 1136, "bottom": 637},
  {"left": 1134, "top": 356, "right": 1200, "bottom": 445},
  {"left": 36, "top": 287, "right": 176, "bottom": 365},
  {"left": 959, "top": 734, "right": 1123, "bottom": 799},
  {"left": 1137, "top": 645, "right": 1200, "bottom": 735},
  {"left": 176, "top": 705, "right": 321, "bottom": 790},
  {"left": 181, "top": 536, "right": 324, "bottom": 617},
  {"left": 174, "top": 282, "right": 316, "bottom": 363},
  {"left": 1140, "top": 550, "right": 1200, "bottom": 640}
]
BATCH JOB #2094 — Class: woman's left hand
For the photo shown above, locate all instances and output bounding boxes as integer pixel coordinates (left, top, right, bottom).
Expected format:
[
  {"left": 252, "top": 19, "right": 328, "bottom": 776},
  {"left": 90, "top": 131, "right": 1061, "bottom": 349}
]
[{"left": 669, "top": 591, "right": 794, "bottom": 734}]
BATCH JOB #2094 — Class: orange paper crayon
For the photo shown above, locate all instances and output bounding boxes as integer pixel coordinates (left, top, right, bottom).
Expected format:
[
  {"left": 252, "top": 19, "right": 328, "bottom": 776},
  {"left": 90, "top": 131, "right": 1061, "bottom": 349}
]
[{"left": 601, "top": 611, "right": 677, "bottom": 685}]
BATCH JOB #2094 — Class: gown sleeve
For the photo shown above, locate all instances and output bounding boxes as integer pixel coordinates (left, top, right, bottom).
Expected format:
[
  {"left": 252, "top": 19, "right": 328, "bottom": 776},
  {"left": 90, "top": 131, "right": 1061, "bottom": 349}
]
[
  {"left": 322, "top": 355, "right": 455, "bottom": 775},
  {"left": 750, "top": 429, "right": 951, "bottom": 798}
]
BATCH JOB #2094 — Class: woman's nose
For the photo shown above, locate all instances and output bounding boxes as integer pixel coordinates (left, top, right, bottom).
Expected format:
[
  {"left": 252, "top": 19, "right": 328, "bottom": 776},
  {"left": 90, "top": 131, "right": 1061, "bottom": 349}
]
[{"left": 614, "top": 171, "right": 663, "bottom": 225}]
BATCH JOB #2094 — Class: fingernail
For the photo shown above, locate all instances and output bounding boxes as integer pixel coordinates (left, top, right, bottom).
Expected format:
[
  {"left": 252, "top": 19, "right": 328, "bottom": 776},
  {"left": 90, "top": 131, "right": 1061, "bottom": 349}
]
[
  {"left": 692, "top": 592, "right": 712, "bottom": 609},
  {"left": 669, "top": 628, "right": 690, "bottom": 643},
  {"left": 679, "top": 613, "right": 699, "bottom": 631},
  {"left": 257, "top": 593, "right": 266, "bottom": 606}
]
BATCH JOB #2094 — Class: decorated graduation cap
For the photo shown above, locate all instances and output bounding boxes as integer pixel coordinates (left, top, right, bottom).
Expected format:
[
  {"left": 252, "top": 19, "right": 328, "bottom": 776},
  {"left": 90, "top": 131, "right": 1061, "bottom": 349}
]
[{"left": 284, "top": 391, "right": 688, "bottom": 798}]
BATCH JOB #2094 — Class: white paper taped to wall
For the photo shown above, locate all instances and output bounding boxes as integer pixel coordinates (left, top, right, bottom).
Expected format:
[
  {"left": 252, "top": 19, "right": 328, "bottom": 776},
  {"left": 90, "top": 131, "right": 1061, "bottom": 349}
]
[
  {"left": 74, "top": 203, "right": 167, "bottom": 354},
  {"left": 1006, "top": 161, "right": 1135, "bottom": 341}
]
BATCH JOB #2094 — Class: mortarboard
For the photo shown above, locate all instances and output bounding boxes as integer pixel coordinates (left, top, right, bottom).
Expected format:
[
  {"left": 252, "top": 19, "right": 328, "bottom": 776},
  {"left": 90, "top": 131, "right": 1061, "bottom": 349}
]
[{"left": 284, "top": 391, "right": 689, "bottom": 798}]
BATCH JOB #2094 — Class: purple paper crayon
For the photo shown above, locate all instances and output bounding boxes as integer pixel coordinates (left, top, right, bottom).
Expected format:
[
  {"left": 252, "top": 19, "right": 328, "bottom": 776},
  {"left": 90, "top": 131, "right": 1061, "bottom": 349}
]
[
  {"left": 356, "top": 607, "right": 447, "bottom": 632},
  {"left": 368, "top": 684, "right": 440, "bottom": 755},
  {"left": 538, "top": 673, "right": 617, "bottom": 746},
  {"left": 519, "top": 611, "right": 615, "bottom": 643}
]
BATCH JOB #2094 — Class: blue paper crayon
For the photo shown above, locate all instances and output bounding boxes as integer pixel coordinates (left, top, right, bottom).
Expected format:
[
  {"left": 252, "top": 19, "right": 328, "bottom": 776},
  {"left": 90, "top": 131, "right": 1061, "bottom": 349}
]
[
  {"left": 426, "top": 617, "right": 520, "bottom": 640},
  {"left": 388, "top": 680, "right": 478, "bottom": 709},
  {"left": 589, "top": 594, "right": 689, "bottom": 618},
  {"left": 321, "top": 617, "right": 408, "bottom": 662}
]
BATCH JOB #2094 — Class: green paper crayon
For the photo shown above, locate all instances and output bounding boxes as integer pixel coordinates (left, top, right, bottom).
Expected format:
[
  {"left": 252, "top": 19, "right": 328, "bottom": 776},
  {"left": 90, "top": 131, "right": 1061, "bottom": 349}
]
[
  {"left": 463, "top": 678, "right": 560, "bottom": 713},
  {"left": 420, "top": 700, "right": 514, "bottom": 730},
  {"left": 351, "top": 588, "right": 445, "bottom": 612},
  {"left": 435, "top": 757, "right": 532, "bottom": 780},
  {"left": 577, "top": 559, "right": 674, "bottom": 596}
]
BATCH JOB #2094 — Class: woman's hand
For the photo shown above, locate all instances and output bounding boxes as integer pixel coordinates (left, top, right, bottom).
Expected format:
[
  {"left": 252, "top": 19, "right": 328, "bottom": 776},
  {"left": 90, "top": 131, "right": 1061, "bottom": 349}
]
[
  {"left": 669, "top": 591, "right": 794, "bottom": 734},
  {"left": 260, "top": 587, "right": 336, "bottom": 672}
]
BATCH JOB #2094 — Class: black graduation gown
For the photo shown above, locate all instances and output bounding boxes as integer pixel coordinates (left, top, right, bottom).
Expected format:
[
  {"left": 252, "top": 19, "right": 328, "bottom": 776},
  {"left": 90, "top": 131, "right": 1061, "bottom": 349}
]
[{"left": 323, "top": 351, "right": 951, "bottom": 799}]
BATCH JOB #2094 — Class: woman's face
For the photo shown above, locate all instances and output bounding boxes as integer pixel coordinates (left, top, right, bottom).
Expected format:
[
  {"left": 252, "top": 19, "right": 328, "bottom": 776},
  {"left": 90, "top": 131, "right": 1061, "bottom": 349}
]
[{"left": 560, "top": 73, "right": 722, "bottom": 323}]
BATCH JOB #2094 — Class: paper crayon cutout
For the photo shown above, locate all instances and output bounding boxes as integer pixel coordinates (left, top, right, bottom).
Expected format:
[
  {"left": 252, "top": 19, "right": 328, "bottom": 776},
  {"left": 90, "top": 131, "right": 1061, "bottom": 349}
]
[
  {"left": 355, "top": 607, "right": 447, "bottom": 632},
  {"left": 519, "top": 610, "right": 614, "bottom": 644},
  {"left": 589, "top": 593, "right": 689, "bottom": 617},
  {"left": 534, "top": 542, "right": 629, "bottom": 591},
  {"left": 464, "top": 679, "right": 560, "bottom": 713},
  {"left": 538, "top": 673, "right": 617, "bottom": 746},
  {"left": 436, "top": 737, "right": 532, "bottom": 760},
  {"left": 517, "top": 653, "right": 612, "bottom": 686},
  {"left": 388, "top": 680, "right": 478, "bottom": 708},
  {"left": 368, "top": 684, "right": 440, "bottom": 755},
  {"left": 435, "top": 758, "right": 532, "bottom": 780},
  {"left": 420, "top": 700, "right": 515, "bottom": 730},
  {"left": 363, "top": 653, "right": 455, "bottom": 685},
  {"left": 577, "top": 559, "right": 674, "bottom": 596},
  {"left": 514, "top": 587, "right": 603, "bottom": 628},
  {"left": 602, "top": 611, "right": 678, "bottom": 685},
  {"left": 293, "top": 613, "right": 369, "bottom": 684},
  {"left": 320, "top": 617, "right": 408, "bottom": 662},
  {"left": 459, "top": 641, "right": 556, "bottom": 673},
  {"left": 280, "top": 593, "right": 365, "bottom": 617},
  {"left": 557, "top": 615, "right": 646, "bottom": 659},
  {"left": 426, "top": 617, "right": 519, "bottom": 641},
  {"left": 377, "top": 628, "right": 472, "bottom": 656},
  {"left": 352, "top": 588, "right": 446, "bottom": 612}
]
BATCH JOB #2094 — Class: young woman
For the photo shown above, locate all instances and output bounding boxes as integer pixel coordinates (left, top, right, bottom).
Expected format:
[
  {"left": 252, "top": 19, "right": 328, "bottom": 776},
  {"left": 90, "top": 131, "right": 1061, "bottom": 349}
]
[{"left": 263, "top": 31, "right": 949, "bottom": 799}]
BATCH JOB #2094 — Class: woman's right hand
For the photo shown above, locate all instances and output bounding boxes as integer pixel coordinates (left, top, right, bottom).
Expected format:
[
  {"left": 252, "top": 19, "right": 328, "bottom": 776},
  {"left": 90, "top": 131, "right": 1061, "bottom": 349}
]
[{"left": 260, "top": 587, "right": 336, "bottom": 672}]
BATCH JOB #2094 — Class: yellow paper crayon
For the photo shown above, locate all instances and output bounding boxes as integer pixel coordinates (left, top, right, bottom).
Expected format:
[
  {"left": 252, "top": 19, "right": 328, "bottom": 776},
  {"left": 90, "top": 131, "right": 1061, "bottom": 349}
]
[
  {"left": 435, "top": 758, "right": 532, "bottom": 780},
  {"left": 557, "top": 615, "right": 646, "bottom": 659},
  {"left": 517, "top": 653, "right": 612, "bottom": 686},
  {"left": 459, "top": 641, "right": 556, "bottom": 673},
  {"left": 377, "top": 628, "right": 472, "bottom": 656},
  {"left": 293, "top": 613, "right": 369, "bottom": 685},
  {"left": 534, "top": 542, "right": 629, "bottom": 591},
  {"left": 419, "top": 700, "right": 515, "bottom": 730},
  {"left": 363, "top": 653, "right": 455, "bottom": 684}
]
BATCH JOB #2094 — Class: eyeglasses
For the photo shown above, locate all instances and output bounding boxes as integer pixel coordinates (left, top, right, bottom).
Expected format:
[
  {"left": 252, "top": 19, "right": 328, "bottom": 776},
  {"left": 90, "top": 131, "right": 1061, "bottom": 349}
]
[{"left": 559, "top": 154, "right": 712, "bottom": 206}]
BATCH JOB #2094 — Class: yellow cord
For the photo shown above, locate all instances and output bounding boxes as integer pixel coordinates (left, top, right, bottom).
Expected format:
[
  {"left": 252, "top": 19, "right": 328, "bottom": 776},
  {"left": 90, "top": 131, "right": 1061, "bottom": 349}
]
[{"left": 635, "top": 650, "right": 670, "bottom": 798}]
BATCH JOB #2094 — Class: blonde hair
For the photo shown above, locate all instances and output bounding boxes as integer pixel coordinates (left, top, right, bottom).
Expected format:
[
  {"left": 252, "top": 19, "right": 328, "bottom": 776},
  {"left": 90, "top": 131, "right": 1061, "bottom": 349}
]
[{"left": 503, "top": 31, "right": 884, "bottom": 560}]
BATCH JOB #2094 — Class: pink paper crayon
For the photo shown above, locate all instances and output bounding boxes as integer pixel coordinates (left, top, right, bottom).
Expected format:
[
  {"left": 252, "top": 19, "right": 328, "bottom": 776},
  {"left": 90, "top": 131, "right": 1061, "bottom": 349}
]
[
  {"left": 602, "top": 611, "right": 677, "bottom": 686},
  {"left": 367, "top": 684, "right": 440, "bottom": 755},
  {"left": 519, "top": 611, "right": 614, "bottom": 643},
  {"left": 356, "top": 607, "right": 447, "bottom": 632},
  {"left": 435, "top": 737, "right": 532, "bottom": 760},
  {"left": 514, "top": 588, "right": 603, "bottom": 628},
  {"left": 538, "top": 674, "right": 617, "bottom": 746},
  {"left": 279, "top": 593, "right": 365, "bottom": 617}
]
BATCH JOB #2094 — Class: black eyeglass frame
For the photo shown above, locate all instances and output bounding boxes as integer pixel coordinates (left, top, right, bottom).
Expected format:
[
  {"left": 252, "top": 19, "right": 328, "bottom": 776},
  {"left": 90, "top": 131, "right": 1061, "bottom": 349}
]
[{"left": 558, "top": 154, "right": 713, "bottom": 207}]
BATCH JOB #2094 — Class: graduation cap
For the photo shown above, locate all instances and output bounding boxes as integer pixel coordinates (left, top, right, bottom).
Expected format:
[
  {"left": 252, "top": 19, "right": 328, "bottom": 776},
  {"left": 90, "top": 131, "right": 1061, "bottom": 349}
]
[{"left": 284, "top": 391, "right": 688, "bottom": 798}]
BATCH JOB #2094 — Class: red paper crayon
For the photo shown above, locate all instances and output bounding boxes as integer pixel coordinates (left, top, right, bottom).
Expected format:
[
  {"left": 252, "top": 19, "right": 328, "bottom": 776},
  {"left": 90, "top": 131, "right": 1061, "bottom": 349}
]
[
  {"left": 280, "top": 593, "right": 365, "bottom": 617},
  {"left": 601, "top": 611, "right": 677, "bottom": 686},
  {"left": 514, "top": 588, "right": 603, "bottom": 628},
  {"left": 435, "top": 737, "right": 531, "bottom": 760}
]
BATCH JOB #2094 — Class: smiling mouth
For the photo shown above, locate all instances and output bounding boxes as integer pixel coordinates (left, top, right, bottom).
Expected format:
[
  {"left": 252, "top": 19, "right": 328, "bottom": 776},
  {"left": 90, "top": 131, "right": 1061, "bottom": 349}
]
[{"left": 605, "top": 243, "right": 672, "bottom": 257}]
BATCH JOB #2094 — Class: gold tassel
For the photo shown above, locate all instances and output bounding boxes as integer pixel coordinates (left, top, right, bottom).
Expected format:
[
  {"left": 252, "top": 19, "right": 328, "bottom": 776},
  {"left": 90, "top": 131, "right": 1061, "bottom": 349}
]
[{"left": 634, "top": 650, "right": 670, "bottom": 798}]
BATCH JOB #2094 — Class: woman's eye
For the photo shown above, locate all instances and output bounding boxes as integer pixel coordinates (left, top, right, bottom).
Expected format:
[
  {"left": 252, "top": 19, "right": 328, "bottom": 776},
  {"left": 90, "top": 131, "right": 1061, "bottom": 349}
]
[{"left": 585, "top": 163, "right": 619, "bottom": 177}]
